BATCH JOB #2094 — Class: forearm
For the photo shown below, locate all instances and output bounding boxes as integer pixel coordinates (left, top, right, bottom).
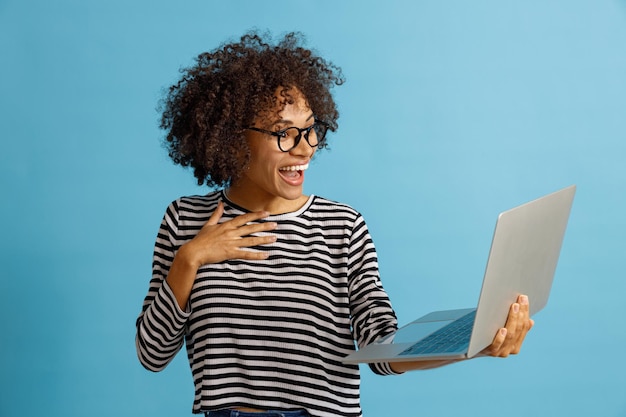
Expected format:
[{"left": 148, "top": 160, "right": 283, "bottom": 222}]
[
  {"left": 136, "top": 280, "right": 190, "bottom": 371},
  {"left": 390, "top": 359, "right": 461, "bottom": 373},
  {"left": 166, "top": 244, "right": 201, "bottom": 310}
]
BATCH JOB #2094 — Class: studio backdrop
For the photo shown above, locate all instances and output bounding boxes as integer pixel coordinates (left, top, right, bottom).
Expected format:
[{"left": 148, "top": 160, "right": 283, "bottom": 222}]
[{"left": 1, "top": 1, "right": 625, "bottom": 416}]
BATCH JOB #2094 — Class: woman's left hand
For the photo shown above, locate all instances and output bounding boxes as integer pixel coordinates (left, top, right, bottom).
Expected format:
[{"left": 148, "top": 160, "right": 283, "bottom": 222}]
[
  {"left": 482, "top": 294, "right": 535, "bottom": 357},
  {"left": 390, "top": 294, "right": 535, "bottom": 373}
]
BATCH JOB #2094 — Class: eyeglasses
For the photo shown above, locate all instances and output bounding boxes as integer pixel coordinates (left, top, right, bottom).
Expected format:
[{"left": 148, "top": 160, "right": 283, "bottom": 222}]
[{"left": 246, "top": 119, "right": 329, "bottom": 152}]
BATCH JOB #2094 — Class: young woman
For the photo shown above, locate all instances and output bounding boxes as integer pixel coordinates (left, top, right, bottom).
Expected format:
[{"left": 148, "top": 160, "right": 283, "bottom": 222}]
[{"left": 135, "top": 31, "right": 533, "bottom": 417}]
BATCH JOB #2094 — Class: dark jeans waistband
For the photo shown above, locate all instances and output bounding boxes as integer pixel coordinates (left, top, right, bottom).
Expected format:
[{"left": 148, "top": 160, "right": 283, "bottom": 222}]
[{"left": 204, "top": 409, "right": 309, "bottom": 417}]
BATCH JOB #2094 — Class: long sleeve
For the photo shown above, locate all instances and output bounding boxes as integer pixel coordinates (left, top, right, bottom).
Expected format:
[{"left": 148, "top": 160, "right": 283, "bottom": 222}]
[
  {"left": 347, "top": 215, "right": 401, "bottom": 376},
  {"left": 135, "top": 200, "right": 191, "bottom": 371}
]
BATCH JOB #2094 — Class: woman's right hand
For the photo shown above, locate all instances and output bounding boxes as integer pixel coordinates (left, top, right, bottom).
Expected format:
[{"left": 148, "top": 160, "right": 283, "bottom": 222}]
[
  {"left": 180, "top": 201, "right": 278, "bottom": 269},
  {"left": 166, "top": 201, "right": 277, "bottom": 309}
]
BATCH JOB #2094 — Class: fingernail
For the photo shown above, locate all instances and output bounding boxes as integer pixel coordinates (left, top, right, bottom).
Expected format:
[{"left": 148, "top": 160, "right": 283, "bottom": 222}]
[
  {"left": 513, "top": 304, "right": 519, "bottom": 313},
  {"left": 500, "top": 328, "right": 507, "bottom": 337},
  {"left": 521, "top": 295, "right": 529, "bottom": 305}
]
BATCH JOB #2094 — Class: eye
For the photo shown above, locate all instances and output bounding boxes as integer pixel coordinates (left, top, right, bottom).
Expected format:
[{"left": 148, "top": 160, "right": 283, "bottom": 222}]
[{"left": 274, "top": 128, "right": 289, "bottom": 138}]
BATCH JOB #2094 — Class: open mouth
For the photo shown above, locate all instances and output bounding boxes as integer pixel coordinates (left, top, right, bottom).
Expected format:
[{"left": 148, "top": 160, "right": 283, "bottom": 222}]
[{"left": 278, "top": 163, "right": 309, "bottom": 183}]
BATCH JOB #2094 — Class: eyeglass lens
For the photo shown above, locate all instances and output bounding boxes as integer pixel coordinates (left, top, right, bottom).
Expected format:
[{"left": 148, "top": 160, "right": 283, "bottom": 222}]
[{"left": 279, "top": 124, "right": 327, "bottom": 152}]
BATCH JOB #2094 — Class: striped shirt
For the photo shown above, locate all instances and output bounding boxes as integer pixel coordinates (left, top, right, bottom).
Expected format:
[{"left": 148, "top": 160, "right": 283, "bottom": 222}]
[{"left": 135, "top": 191, "right": 399, "bottom": 416}]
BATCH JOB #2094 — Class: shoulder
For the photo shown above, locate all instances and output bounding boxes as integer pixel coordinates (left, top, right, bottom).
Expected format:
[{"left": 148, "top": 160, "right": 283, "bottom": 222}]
[
  {"left": 166, "top": 190, "right": 222, "bottom": 219},
  {"left": 308, "top": 195, "right": 364, "bottom": 223}
]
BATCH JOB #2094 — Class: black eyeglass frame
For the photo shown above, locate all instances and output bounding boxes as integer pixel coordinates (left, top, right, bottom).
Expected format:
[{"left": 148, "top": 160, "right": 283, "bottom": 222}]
[{"left": 245, "top": 119, "right": 330, "bottom": 152}]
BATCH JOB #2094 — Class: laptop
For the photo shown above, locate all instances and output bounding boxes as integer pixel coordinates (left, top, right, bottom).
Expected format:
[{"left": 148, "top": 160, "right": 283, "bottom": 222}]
[{"left": 343, "top": 185, "right": 576, "bottom": 364}]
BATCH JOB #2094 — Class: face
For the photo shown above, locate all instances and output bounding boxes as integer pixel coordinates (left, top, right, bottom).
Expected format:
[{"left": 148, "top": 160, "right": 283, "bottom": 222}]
[{"left": 228, "top": 89, "right": 317, "bottom": 213}]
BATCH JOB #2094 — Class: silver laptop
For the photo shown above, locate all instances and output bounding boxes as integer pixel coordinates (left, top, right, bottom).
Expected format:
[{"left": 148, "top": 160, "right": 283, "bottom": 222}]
[{"left": 343, "top": 185, "right": 576, "bottom": 364}]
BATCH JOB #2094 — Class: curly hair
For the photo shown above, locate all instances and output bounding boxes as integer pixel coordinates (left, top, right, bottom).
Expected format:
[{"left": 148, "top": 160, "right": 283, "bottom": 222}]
[{"left": 158, "top": 31, "right": 345, "bottom": 187}]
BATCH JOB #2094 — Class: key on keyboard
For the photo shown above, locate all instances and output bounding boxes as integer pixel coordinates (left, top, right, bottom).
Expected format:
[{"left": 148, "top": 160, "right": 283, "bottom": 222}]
[{"left": 399, "top": 310, "right": 476, "bottom": 355}]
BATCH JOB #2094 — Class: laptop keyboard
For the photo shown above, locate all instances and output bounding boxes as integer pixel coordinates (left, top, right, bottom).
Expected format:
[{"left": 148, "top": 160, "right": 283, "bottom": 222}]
[{"left": 399, "top": 310, "right": 476, "bottom": 356}]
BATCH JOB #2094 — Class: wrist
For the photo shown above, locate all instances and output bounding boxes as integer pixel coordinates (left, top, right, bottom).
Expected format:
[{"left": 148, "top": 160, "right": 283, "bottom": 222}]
[{"left": 175, "top": 242, "right": 202, "bottom": 271}]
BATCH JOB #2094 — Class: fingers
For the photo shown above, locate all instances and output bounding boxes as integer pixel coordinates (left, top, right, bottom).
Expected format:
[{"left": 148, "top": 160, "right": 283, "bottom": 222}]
[
  {"left": 487, "top": 328, "right": 508, "bottom": 356},
  {"left": 512, "top": 295, "right": 531, "bottom": 354},
  {"left": 205, "top": 202, "right": 272, "bottom": 229},
  {"left": 484, "top": 294, "right": 533, "bottom": 358},
  {"left": 506, "top": 302, "right": 523, "bottom": 355},
  {"left": 229, "top": 209, "right": 273, "bottom": 229},
  {"left": 238, "top": 234, "right": 278, "bottom": 251},
  {"left": 191, "top": 205, "right": 278, "bottom": 265},
  {"left": 215, "top": 232, "right": 277, "bottom": 263},
  {"left": 201, "top": 204, "right": 276, "bottom": 237},
  {"left": 232, "top": 235, "right": 278, "bottom": 260},
  {"left": 207, "top": 201, "right": 225, "bottom": 225}
]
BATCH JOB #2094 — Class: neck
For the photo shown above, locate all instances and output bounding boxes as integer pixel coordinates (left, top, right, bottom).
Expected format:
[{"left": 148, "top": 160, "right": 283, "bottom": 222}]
[{"left": 225, "top": 186, "right": 309, "bottom": 214}]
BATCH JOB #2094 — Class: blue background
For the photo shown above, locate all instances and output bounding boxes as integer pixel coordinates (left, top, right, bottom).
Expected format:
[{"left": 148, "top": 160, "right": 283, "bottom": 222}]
[{"left": 1, "top": 1, "right": 625, "bottom": 416}]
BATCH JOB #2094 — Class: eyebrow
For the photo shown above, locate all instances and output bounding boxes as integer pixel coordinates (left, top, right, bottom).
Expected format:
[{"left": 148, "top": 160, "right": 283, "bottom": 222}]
[{"left": 274, "top": 113, "right": 315, "bottom": 126}]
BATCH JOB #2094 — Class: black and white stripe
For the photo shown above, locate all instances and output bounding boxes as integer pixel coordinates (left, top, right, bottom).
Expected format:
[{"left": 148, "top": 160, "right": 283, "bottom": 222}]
[{"left": 136, "top": 191, "right": 399, "bottom": 416}]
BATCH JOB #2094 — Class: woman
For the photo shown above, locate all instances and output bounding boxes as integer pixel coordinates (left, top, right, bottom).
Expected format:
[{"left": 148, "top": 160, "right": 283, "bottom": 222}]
[{"left": 135, "top": 31, "right": 533, "bottom": 417}]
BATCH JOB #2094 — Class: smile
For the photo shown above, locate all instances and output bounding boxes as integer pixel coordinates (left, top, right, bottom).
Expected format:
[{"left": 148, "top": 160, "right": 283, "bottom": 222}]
[{"left": 279, "top": 163, "right": 309, "bottom": 172}]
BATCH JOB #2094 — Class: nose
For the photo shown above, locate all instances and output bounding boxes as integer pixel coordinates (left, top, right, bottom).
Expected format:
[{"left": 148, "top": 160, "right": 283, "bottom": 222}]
[{"left": 289, "top": 133, "right": 316, "bottom": 158}]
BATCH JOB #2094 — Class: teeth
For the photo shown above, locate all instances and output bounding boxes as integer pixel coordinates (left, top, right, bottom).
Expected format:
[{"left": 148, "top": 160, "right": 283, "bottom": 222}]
[{"left": 279, "top": 163, "right": 309, "bottom": 172}]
